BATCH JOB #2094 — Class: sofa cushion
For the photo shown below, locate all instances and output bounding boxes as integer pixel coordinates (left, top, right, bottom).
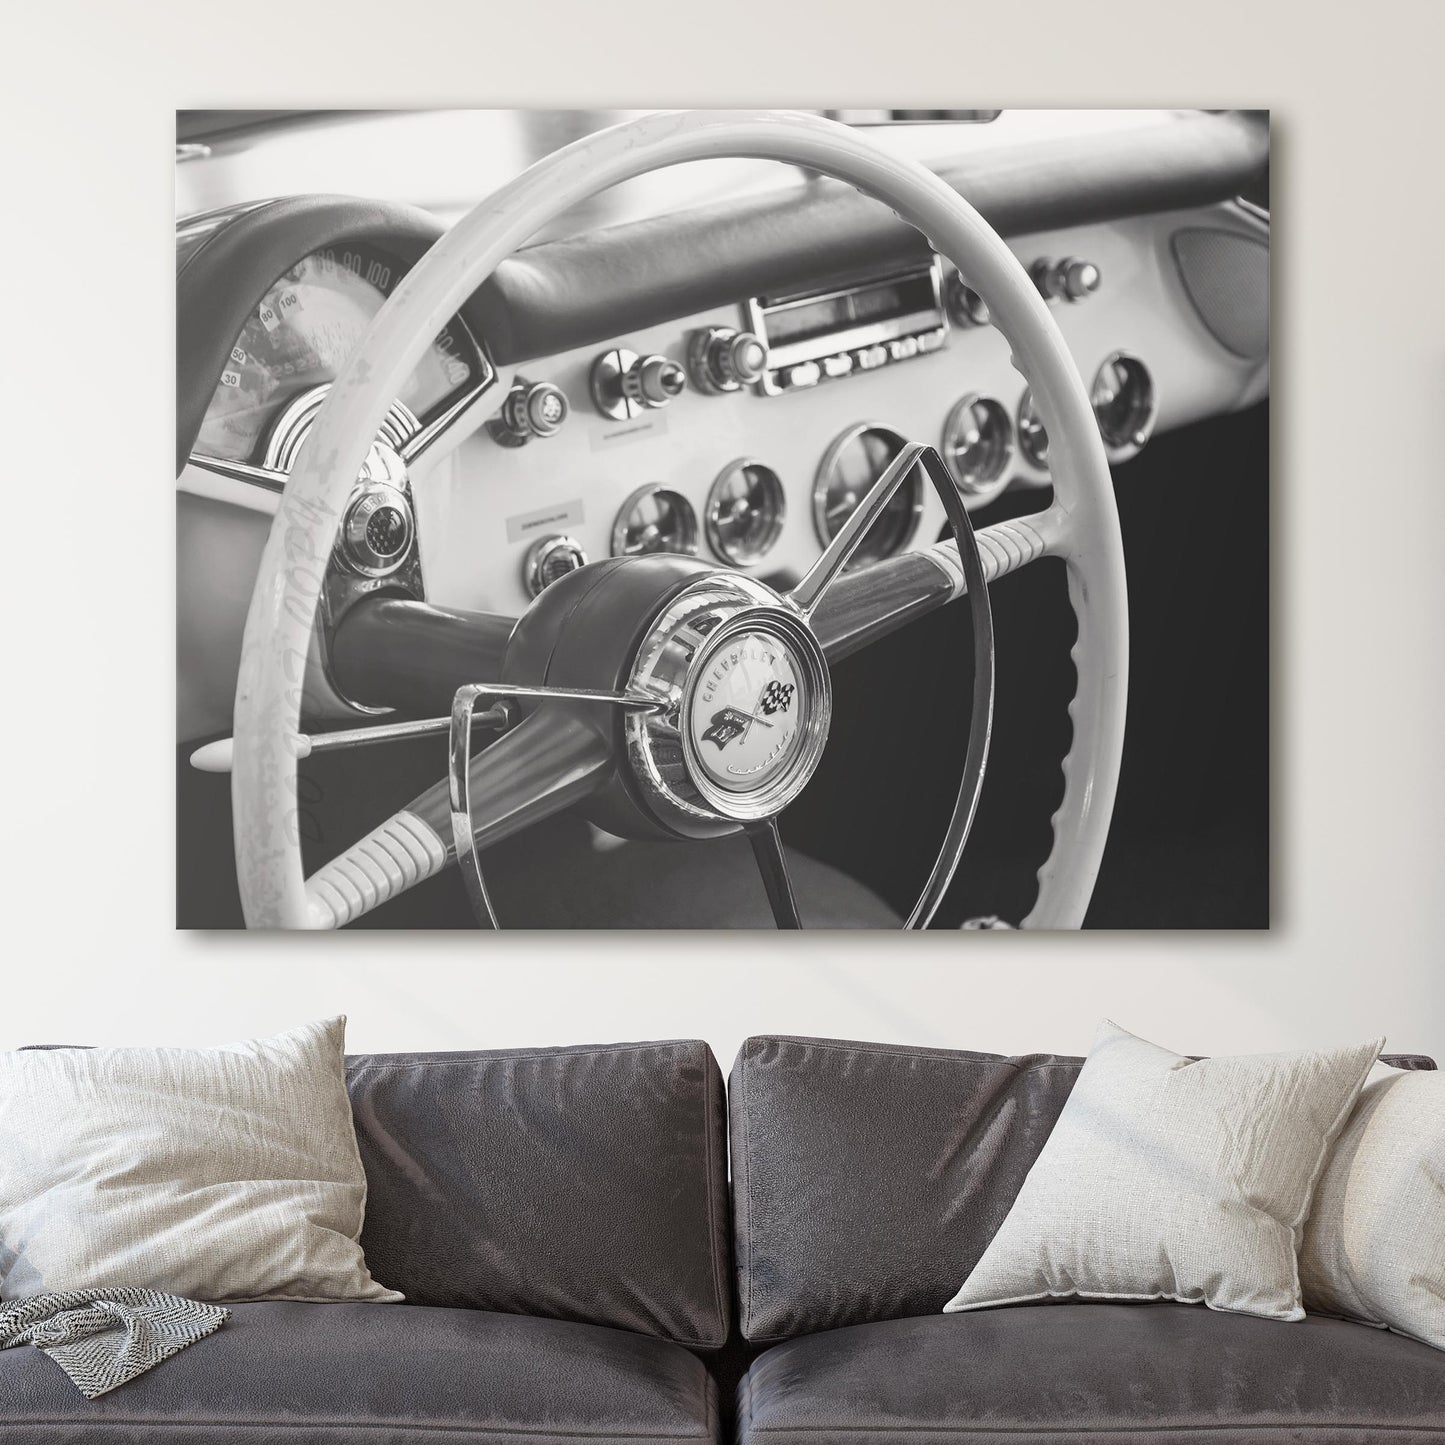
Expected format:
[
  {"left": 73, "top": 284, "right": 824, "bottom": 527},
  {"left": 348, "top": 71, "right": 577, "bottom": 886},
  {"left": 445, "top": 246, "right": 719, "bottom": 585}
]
[
  {"left": 736, "top": 1304, "right": 1445, "bottom": 1444},
  {"left": 729, "top": 1034, "right": 1437, "bottom": 1343},
  {"left": 0, "top": 1018, "right": 398, "bottom": 1304},
  {"left": 0, "top": 1301, "right": 719, "bottom": 1444},
  {"left": 943, "top": 1021, "right": 1383, "bottom": 1322},
  {"left": 730, "top": 1035, "right": 1081, "bottom": 1342},
  {"left": 347, "top": 1040, "right": 730, "bottom": 1347}
]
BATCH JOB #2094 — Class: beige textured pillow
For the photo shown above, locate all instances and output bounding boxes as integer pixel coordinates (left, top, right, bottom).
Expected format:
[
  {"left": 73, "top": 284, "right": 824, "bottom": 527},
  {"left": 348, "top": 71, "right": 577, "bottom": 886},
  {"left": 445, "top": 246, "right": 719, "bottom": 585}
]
[
  {"left": 1299, "top": 1063, "right": 1445, "bottom": 1347},
  {"left": 944, "top": 1021, "right": 1382, "bottom": 1321},
  {"left": 0, "top": 1017, "right": 401, "bottom": 1303}
]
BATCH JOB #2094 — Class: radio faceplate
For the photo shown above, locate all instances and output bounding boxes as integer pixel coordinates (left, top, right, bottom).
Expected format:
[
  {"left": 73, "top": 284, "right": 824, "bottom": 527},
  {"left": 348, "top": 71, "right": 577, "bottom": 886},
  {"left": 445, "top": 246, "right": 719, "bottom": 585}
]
[{"left": 745, "top": 259, "right": 948, "bottom": 396}]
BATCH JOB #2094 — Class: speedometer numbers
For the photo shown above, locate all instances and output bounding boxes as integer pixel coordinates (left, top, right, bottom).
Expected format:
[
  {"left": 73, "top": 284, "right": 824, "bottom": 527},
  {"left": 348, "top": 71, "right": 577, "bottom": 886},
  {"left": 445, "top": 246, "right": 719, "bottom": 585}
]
[{"left": 193, "top": 243, "right": 478, "bottom": 466}]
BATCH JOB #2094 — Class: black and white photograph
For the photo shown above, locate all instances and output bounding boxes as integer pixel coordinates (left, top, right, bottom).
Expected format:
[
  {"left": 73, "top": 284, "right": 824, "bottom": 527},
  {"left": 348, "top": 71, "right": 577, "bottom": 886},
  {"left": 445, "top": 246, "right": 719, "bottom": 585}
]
[
  {"left": 2, "top": 3, "right": 1442, "bottom": 1440},
  {"left": 176, "top": 107, "right": 1269, "bottom": 929}
]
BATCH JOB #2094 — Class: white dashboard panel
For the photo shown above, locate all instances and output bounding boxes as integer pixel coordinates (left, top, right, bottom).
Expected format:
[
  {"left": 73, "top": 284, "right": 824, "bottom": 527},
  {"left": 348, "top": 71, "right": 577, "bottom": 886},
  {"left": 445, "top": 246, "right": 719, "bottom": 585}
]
[
  {"left": 412, "top": 200, "right": 1266, "bottom": 619},
  {"left": 177, "top": 198, "right": 1267, "bottom": 740}
]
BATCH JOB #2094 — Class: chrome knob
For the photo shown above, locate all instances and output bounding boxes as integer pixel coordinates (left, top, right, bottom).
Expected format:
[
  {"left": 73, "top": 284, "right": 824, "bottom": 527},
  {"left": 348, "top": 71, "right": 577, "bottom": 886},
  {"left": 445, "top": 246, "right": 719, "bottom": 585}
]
[
  {"left": 720, "top": 331, "right": 767, "bottom": 385},
  {"left": 622, "top": 354, "right": 687, "bottom": 408},
  {"left": 688, "top": 327, "right": 768, "bottom": 393},
  {"left": 488, "top": 378, "right": 570, "bottom": 447},
  {"left": 1059, "top": 257, "right": 1101, "bottom": 301},
  {"left": 591, "top": 348, "right": 686, "bottom": 420},
  {"left": 946, "top": 274, "right": 991, "bottom": 328},
  {"left": 525, "top": 534, "right": 588, "bottom": 597},
  {"left": 1032, "top": 256, "right": 1101, "bottom": 303}
]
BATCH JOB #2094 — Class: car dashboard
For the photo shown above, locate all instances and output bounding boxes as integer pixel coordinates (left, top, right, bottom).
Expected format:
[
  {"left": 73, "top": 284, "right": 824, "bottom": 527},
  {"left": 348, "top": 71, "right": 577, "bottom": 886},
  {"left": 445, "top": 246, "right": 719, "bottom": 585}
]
[{"left": 176, "top": 110, "right": 1269, "bottom": 745}]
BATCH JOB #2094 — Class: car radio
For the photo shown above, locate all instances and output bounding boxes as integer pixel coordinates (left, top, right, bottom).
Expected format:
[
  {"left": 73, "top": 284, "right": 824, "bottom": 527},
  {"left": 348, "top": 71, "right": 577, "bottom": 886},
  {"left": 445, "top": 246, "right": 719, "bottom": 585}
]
[{"left": 745, "top": 259, "right": 947, "bottom": 396}]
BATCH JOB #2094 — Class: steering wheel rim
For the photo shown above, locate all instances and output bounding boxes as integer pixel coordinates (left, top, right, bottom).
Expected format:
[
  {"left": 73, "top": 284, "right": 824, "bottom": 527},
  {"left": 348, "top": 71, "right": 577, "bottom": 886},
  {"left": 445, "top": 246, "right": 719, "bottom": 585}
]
[{"left": 231, "top": 109, "right": 1127, "bottom": 929}]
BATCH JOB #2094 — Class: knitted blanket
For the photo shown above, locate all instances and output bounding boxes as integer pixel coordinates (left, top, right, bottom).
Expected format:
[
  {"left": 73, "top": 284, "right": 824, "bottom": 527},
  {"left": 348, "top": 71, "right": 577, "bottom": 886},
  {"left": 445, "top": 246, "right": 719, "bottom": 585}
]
[{"left": 0, "top": 1288, "right": 230, "bottom": 1397}]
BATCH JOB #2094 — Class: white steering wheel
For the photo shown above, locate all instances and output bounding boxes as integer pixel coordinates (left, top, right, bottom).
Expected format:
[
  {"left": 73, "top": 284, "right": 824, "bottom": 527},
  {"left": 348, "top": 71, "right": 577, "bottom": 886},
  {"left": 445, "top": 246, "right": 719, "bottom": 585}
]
[{"left": 231, "top": 110, "right": 1127, "bottom": 929}]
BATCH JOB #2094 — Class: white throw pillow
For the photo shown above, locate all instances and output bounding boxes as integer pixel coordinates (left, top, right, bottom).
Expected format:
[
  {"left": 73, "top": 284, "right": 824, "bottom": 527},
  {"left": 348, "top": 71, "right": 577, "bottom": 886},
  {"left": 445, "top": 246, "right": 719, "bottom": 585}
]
[
  {"left": 0, "top": 1017, "right": 401, "bottom": 1303},
  {"left": 1299, "top": 1063, "right": 1445, "bottom": 1347},
  {"left": 944, "top": 1021, "right": 1383, "bottom": 1321}
]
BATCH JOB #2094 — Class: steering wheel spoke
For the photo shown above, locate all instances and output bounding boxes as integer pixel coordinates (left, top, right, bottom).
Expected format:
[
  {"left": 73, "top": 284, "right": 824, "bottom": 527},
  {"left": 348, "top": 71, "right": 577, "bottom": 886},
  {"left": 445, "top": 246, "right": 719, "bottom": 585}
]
[
  {"left": 811, "top": 508, "right": 1061, "bottom": 665},
  {"left": 790, "top": 442, "right": 934, "bottom": 618},
  {"left": 303, "top": 703, "right": 617, "bottom": 929},
  {"left": 746, "top": 817, "right": 802, "bottom": 929}
]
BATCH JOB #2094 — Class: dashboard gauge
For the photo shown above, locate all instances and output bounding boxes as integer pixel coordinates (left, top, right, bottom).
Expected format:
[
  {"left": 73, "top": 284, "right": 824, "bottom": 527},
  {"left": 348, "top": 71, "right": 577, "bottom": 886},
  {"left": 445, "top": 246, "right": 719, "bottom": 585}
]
[
  {"left": 706, "top": 460, "right": 786, "bottom": 566},
  {"left": 1092, "top": 351, "right": 1157, "bottom": 459},
  {"left": 1017, "top": 389, "right": 1050, "bottom": 471},
  {"left": 813, "top": 424, "right": 922, "bottom": 567},
  {"left": 611, "top": 485, "right": 699, "bottom": 558},
  {"left": 942, "top": 394, "right": 1014, "bottom": 495},
  {"left": 193, "top": 243, "right": 481, "bottom": 465}
]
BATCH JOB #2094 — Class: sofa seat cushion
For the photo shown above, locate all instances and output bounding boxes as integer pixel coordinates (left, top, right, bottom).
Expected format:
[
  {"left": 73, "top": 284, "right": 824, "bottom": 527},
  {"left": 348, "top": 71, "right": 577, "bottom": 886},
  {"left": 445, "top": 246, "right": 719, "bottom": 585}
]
[
  {"left": 0, "top": 1301, "right": 719, "bottom": 1444},
  {"left": 737, "top": 1304, "right": 1445, "bottom": 1444}
]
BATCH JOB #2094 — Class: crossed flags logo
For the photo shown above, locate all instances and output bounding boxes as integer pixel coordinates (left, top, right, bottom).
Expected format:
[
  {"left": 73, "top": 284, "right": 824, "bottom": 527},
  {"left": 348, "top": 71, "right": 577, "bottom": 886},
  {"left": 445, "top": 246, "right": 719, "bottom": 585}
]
[
  {"left": 759, "top": 681, "right": 795, "bottom": 716},
  {"left": 701, "top": 680, "right": 796, "bottom": 750}
]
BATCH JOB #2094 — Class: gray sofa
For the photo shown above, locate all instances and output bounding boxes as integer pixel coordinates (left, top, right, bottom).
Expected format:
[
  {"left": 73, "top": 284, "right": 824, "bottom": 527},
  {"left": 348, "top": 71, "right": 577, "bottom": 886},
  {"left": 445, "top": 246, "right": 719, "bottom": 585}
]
[{"left": 0, "top": 1036, "right": 1440, "bottom": 1443}]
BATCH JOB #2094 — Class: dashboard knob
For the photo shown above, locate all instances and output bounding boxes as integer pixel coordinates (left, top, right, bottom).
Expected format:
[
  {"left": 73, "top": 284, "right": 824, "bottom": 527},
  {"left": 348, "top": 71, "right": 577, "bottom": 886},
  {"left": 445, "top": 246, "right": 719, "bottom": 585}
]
[
  {"left": 1032, "top": 256, "right": 1101, "bottom": 303},
  {"left": 721, "top": 332, "right": 767, "bottom": 385},
  {"left": 488, "top": 378, "right": 570, "bottom": 447},
  {"left": 622, "top": 354, "right": 687, "bottom": 408},
  {"left": 591, "top": 348, "right": 686, "bottom": 420},
  {"left": 1059, "top": 257, "right": 1101, "bottom": 301},
  {"left": 688, "top": 327, "right": 769, "bottom": 393},
  {"left": 525, "top": 534, "right": 589, "bottom": 597},
  {"left": 946, "top": 274, "right": 991, "bottom": 328}
]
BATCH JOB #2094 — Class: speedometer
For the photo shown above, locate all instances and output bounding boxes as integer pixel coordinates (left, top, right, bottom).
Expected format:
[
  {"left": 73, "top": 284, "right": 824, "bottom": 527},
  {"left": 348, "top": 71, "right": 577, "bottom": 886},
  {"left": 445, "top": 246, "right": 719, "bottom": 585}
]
[{"left": 192, "top": 243, "right": 480, "bottom": 464}]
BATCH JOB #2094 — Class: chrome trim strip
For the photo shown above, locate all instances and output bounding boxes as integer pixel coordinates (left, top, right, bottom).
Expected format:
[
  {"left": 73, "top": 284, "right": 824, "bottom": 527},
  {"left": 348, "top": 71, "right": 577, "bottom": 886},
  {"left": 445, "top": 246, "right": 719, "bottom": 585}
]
[{"left": 794, "top": 440, "right": 931, "bottom": 617}]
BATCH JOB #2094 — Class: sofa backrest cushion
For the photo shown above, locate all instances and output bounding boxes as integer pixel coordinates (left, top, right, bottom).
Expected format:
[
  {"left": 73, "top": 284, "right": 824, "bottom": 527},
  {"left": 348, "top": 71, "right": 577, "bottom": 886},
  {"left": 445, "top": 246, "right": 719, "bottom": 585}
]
[
  {"left": 729, "top": 1034, "right": 1436, "bottom": 1343},
  {"left": 348, "top": 1039, "right": 730, "bottom": 1347}
]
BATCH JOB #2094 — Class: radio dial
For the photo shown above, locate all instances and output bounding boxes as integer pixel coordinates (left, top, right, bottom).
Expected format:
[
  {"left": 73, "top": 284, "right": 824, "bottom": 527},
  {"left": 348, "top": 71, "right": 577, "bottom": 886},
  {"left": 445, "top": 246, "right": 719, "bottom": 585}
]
[
  {"left": 689, "top": 327, "right": 768, "bottom": 393},
  {"left": 946, "top": 274, "right": 991, "bottom": 328}
]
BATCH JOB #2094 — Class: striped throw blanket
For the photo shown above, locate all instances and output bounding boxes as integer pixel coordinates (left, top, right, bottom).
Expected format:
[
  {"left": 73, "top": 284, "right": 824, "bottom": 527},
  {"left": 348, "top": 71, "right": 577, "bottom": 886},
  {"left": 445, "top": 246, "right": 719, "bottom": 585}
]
[{"left": 0, "top": 1288, "right": 229, "bottom": 1397}]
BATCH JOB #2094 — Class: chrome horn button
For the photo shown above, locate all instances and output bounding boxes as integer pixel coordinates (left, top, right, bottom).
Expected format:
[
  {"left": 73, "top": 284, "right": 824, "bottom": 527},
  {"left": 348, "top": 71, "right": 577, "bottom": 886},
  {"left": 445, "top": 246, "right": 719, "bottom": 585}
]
[
  {"left": 625, "top": 575, "right": 832, "bottom": 834},
  {"left": 687, "top": 629, "right": 805, "bottom": 792}
]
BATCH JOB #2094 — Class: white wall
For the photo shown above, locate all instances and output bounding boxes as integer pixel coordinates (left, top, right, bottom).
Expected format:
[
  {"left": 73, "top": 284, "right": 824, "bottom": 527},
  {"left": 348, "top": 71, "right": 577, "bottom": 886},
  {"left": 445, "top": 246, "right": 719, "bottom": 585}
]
[{"left": 6, "top": 0, "right": 1443, "bottom": 1070}]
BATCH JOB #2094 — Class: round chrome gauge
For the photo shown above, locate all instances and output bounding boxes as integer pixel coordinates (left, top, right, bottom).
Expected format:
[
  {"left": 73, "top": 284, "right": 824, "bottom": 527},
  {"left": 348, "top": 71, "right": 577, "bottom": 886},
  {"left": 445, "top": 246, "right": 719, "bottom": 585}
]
[
  {"left": 611, "top": 485, "right": 699, "bottom": 558},
  {"left": 706, "top": 459, "right": 786, "bottom": 566},
  {"left": 1017, "top": 389, "right": 1050, "bottom": 471},
  {"left": 813, "top": 424, "right": 923, "bottom": 567},
  {"left": 1092, "top": 351, "right": 1158, "bottom": 460},
  {"left": 942, "top": 394, "right": 1014, "bottom": 495}
]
